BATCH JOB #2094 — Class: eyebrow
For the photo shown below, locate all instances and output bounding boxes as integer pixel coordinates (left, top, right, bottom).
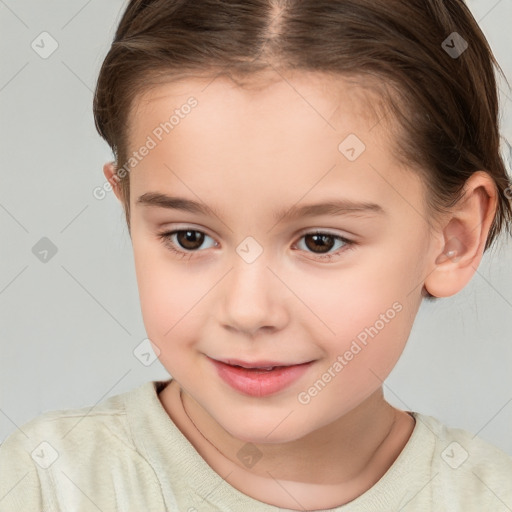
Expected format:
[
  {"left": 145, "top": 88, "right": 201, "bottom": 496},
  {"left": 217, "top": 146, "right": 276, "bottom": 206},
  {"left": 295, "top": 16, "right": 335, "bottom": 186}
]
[{"left": 136, "top": 192, "right": 385, "bottom": 222}]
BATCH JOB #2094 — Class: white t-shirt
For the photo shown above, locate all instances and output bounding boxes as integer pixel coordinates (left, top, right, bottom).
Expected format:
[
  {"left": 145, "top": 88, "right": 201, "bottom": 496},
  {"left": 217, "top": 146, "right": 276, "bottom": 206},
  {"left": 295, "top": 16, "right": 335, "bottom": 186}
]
[{"left": 1, "top": 379, "right": 511, "bottom": 511}]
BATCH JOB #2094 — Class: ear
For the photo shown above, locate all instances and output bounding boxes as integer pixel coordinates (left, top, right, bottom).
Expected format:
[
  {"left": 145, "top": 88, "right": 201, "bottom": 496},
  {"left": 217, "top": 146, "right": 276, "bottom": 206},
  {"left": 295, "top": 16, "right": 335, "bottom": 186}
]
[
  {"left": 424, "top": 171, "right": 498, "bottom": 298},
  {"left": 103, "top": 161, "right": 124, "bottom": 203}
]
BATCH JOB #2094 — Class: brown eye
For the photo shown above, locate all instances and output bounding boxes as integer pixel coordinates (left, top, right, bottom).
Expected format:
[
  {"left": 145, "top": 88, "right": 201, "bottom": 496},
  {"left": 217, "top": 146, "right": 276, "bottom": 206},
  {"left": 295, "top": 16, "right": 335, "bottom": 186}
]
[
  {"left": 158, "top": 229, "right": 216, "bottom": 257},
  {"left": 294, "top": 231, "right": 354, "bottom": 262},
  {"left": 158, "top": 228, "right": 354, "bottom": 262},
  {"left": 175, "top": 230, "right": 205, "bottom": 250},
  {"left": 303, "top": 233, "right": 336, "bottom": 254}
]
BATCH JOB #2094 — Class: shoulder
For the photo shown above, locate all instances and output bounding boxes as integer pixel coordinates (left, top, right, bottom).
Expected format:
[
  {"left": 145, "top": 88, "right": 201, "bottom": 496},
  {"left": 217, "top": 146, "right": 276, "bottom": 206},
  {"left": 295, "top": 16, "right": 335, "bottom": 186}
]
[
  {"left": 0, "top": 381, "right": 157, "bottom": 511},
  {"left": 2, "top": 384, "right": 132, "bottom": 455},
  {"left": 418, "top": 412, "right": 512, "bottom": 470},
  {"left": 414, "top": 412, "right": 512, "bottom": 508}
]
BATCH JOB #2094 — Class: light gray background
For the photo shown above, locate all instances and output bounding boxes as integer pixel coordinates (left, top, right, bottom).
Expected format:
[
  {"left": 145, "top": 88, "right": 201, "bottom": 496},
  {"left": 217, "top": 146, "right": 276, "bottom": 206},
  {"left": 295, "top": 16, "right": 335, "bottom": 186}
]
[{"left": 1, "top": 0, "right": 512, "bottom": 455}]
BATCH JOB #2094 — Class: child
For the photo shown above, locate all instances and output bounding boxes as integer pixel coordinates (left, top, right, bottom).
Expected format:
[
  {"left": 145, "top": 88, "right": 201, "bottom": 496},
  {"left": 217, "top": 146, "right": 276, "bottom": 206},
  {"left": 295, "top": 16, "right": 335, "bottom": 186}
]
[{"left": 2, "top": 0, "right": 512, "bottom": 510}]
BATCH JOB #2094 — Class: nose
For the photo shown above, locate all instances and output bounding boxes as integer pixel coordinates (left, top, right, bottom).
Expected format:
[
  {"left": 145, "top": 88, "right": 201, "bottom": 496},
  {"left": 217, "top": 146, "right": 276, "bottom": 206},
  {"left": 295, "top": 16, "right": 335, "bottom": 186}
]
[{"left": 220, "top": 253, "right": 288, "bottom": 336}]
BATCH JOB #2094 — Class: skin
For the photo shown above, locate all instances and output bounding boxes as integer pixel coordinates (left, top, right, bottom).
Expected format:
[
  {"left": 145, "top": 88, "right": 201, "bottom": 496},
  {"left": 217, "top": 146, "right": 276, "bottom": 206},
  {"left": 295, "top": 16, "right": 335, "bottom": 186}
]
[{"left": 103, "top": 70, "right": 497, "bottom": 510}]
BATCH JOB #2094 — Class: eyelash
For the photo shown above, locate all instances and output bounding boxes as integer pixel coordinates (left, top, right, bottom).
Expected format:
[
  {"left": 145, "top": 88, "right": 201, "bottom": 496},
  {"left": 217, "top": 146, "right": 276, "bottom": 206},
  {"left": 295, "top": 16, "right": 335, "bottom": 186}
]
[{"left": 156, "top": 228, "right": 356, "bottom": 262}]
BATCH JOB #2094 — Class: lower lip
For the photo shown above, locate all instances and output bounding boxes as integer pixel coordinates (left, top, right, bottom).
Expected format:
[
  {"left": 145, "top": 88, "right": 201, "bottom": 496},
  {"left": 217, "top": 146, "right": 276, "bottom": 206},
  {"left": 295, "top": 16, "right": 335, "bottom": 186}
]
[{"left": 210, "top": 358, "right": 314, "bottom": 397}]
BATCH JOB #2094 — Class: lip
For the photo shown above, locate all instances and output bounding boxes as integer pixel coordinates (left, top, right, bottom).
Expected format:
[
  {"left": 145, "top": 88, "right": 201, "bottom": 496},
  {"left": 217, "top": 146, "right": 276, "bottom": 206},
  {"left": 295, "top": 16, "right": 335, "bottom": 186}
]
[
  {"left": 218, "top": 358, "right": 309, "bottom": 369},
  {"left": 209, "top": 357, "right": 315, "bottom": 397}
]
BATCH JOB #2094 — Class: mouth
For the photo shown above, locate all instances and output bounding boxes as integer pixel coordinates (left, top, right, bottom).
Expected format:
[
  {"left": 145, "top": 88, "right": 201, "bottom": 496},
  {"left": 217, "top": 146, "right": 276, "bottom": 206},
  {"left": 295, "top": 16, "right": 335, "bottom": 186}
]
[
  {"left": 214, "top": 358, "right": 312, "bottom": 369},
  {"left": 208, "top": 357, "right": 315, "bottom": 397}
]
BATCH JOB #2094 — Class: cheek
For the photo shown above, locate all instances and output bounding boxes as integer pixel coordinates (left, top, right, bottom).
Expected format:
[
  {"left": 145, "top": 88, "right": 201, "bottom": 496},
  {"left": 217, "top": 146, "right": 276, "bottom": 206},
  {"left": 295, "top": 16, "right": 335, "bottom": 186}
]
[
  {"left": 132, "top": 238, "right": 205, "bottom": 347},
  {"left": 286, "top": 255, "right": 408, "bottom": 338},
  {"left": 288, "top": 253, "right": 417, "bottom": 391},
  {"left": 318, "top": 295, "right": 410, "bottom": 380},
  {"left": 299, "top": 300, "right": 414, "bottom": 415}
]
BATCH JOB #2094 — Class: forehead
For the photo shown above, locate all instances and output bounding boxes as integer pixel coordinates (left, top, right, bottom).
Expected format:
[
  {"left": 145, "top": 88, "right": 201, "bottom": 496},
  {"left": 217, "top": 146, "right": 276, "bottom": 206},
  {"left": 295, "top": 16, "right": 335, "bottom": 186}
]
[
  {"left": 124, "top": 70, "right": 425, "bottom": 222},
  {"left": 129, "top": 70, "right": 389, "bottom": 139}
]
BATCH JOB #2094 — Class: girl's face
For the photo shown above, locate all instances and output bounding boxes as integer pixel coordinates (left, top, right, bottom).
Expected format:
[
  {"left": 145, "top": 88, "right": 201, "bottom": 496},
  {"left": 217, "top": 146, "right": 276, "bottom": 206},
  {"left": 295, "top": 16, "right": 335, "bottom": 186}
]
[{"left": 123, "top": 71, "right": 440, "bottom": 443}]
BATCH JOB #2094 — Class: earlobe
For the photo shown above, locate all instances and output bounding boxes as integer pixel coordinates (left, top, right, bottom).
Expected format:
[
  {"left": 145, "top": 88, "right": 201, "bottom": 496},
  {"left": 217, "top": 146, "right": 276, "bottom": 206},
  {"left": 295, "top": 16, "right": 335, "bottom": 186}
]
[
  {"left": 103, "top": 161, "right": 124, "bottom": 203},
  {"left": 424, "top": 171, "right": 498, "bottom": 298}
]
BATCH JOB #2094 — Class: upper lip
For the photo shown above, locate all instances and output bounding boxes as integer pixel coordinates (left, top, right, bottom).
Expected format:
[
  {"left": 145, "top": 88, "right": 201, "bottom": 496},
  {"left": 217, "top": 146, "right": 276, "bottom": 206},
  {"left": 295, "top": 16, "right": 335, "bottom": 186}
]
[{"left": 210, "top": 357, "right": 313, "bottom": 368}]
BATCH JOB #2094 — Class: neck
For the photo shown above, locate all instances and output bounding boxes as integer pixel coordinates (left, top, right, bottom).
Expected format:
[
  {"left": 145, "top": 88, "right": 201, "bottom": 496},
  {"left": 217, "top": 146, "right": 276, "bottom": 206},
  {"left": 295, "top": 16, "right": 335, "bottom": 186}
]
[{"left": 178, "top": 383, "right": 406, "bottom": 485}]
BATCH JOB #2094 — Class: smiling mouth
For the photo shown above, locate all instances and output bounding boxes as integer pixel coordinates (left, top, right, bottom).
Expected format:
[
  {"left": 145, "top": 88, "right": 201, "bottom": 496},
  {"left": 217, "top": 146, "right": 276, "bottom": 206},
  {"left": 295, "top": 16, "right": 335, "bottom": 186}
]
[
  {"left": 209, "top": 357, "right": 315, "bottom": 397},
  {"left": 214, "top": 357, "right": 314, "bottom": 370},
  {"left": 231, "top": 364, "right": 285, "bottom": 371}
]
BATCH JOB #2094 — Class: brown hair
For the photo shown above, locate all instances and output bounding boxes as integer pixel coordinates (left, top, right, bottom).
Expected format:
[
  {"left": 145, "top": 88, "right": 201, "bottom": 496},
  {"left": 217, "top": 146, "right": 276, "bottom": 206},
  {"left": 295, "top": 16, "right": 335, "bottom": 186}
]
[{"left": 93, "top": 0, "right": 512, "bottom": 288}]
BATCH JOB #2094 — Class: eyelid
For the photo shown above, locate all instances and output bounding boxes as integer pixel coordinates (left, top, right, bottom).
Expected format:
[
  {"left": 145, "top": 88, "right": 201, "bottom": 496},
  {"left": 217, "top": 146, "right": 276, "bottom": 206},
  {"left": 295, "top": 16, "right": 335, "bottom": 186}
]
[
  {"left": 294, "top": 226, "right": 355, "bottom": 239},
  {"left": 159, "top": 223, "right": 217, "bottom": 239}
]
